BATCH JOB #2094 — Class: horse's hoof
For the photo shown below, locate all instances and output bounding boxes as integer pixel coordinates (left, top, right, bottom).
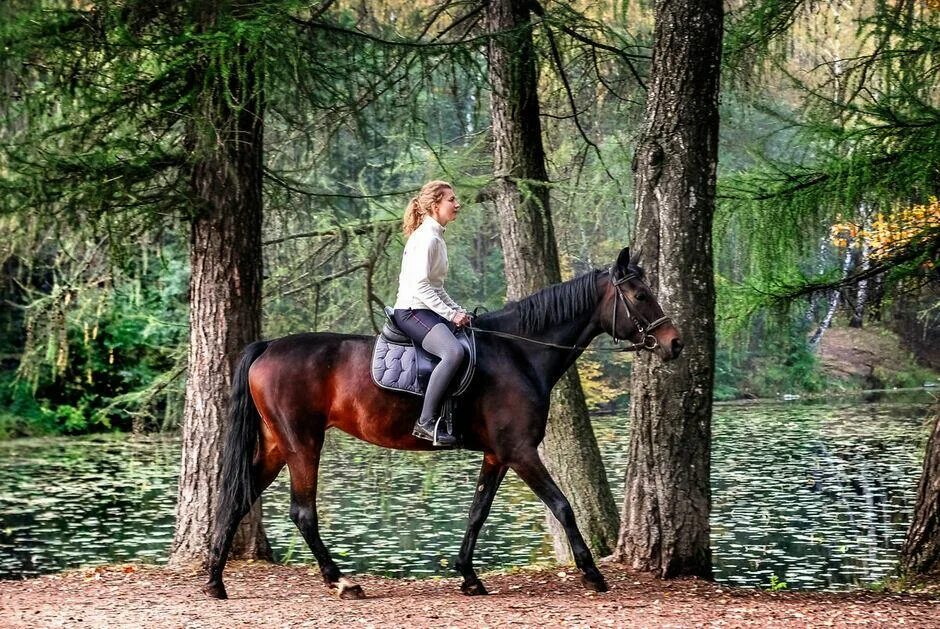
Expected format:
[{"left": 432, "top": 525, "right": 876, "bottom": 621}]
[
  {"left": 335, "top": 578, "right": 366, "bottom": 600},
  {"left": 581, "top": 574, "right": 609, "bottom": 593},
  {"left": 203, "top": 582, "right": 228, "bottom": 599},
  {"left": 461, "top": 580, "right": 488, "bottom": 596},
  {"left": 339, "top": 584, "right": 365, "bottom": 600}
]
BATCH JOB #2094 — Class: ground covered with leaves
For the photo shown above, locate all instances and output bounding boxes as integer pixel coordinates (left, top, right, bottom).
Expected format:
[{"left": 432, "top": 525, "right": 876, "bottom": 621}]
[
  {"left": 819, "top": 326, "right": 937, "bottom": 390},
  {"left": 2, "top": 562, "right": 939, "bottom": 628}
]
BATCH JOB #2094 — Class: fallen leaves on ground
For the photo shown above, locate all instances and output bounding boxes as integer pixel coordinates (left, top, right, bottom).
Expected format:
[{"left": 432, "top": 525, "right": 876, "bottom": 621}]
[{"left": 0, "top": 562, "right": 938, "bottom": 628}]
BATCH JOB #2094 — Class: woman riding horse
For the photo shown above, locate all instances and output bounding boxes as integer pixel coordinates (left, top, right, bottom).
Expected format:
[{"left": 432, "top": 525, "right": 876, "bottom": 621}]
[
  {"left": 392, "top": 180, "right": 471, "bottom": 446},
  {"left": 203, "top": 245, "right": 682, "bottom": 600}
]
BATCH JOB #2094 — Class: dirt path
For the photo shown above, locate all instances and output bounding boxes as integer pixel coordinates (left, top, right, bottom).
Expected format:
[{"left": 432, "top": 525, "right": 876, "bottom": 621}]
[{"left": 2, "top": 562, "right": 938, "bottom": 628}]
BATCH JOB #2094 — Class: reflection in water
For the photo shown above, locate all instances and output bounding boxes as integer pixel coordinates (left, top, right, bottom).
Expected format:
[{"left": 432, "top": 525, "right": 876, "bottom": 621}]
[
  {"left": 0, "top": 394, "right": 931, "bottom": 589},
  {"left": 710, "top": 397, "right": 928, "bottom": 589},
  {"left": 0, "top": 437, "right": 177, "bottom": 577}
]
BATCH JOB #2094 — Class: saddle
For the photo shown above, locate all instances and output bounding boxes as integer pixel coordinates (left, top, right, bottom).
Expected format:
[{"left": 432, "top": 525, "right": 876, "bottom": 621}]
[{"left": 371, "top": 307, "right": 476, "bottom": 397}]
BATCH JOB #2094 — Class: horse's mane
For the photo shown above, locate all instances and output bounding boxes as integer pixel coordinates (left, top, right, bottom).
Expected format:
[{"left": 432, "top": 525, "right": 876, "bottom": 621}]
[{"left": 478, "top": 269, "right": 602, "bottom": 334}]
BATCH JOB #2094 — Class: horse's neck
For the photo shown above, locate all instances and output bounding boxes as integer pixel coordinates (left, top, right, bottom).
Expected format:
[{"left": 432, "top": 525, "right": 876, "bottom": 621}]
[{"left": 516, "top": 308, "right": 602, "bottom": 391}]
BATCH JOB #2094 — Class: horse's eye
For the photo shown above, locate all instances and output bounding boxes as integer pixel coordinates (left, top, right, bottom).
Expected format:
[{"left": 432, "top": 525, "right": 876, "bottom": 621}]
[{"left": 635, "top": 291, "right": 648, "bottom": 302}]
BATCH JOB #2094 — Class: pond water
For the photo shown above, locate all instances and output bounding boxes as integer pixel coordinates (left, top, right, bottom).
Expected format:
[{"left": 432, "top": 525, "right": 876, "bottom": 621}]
[{"left": 0, "top": 392, "right": 933, "bottom": 590}]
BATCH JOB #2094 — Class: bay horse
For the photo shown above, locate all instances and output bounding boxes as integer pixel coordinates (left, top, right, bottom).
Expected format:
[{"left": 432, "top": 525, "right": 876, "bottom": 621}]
[{"left": 204, "top": 247, "right": 682, "bottom": 600}]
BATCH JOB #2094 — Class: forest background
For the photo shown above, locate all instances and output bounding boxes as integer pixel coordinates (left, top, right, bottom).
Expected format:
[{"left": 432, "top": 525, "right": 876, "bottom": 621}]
[{"left": 0, "top": 0, "right": 937, "bottom": 441}]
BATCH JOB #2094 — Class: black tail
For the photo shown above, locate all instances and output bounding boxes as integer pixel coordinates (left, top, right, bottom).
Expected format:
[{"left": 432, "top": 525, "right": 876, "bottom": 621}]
[{"left": 216, "top": 340, "right": 270, "bottom": 528}]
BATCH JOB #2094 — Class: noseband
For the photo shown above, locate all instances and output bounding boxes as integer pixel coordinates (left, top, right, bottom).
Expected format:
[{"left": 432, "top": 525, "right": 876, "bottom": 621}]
[{"left": 609, "top": 269, "right": 672, "bottom": 350}]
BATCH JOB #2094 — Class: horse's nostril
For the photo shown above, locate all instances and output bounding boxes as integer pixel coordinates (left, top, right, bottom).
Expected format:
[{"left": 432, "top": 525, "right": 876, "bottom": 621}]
[{"left": 672, "top": 338, "right": 684, "bottom": 356}]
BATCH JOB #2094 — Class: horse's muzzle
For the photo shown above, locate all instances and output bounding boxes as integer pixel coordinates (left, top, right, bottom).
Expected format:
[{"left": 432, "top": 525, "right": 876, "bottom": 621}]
[
  {"left": 655, "top": 327, "right": 683, "bottom": 361},
  {"left": 669, "top": 337, "right": 684, "bottom": 359}
]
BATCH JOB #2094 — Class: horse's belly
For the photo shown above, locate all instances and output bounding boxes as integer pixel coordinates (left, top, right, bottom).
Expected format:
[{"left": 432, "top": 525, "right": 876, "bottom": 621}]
[
  {"left": 330, "top": 422, "right": 440, "bottom": 452},
  {"left": 326, "top": 384, "right": 437, "bottom": 451}
]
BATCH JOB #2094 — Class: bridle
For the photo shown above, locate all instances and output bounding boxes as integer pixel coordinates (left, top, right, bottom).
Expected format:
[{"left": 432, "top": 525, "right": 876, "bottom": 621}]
[
  {"left": 609, "top": 268, "right": 672, "bottom": 350},
  {"left": 467, "top": 270, "right": 672, "bottom": 353}
]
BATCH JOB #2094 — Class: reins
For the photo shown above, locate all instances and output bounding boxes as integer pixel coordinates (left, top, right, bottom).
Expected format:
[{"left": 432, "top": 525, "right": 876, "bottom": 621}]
[
  {"left": 467, "top": 269, "right": 672, "bottom": 354},
  {"left": 466, "top": 325, "right": 648, "bottom": 353}
]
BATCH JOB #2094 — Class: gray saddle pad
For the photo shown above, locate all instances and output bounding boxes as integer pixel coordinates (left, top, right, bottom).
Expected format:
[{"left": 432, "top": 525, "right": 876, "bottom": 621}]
[{"left": 371, "top": 326, "right": 476, "bottom": 397}]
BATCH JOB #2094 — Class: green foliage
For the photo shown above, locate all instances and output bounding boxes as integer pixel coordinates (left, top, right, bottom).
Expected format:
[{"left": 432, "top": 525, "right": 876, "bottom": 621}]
[
  {"left": 715, "top": 307, "right": 828, "bottom": 400},
  {"left": 1, "top": 0, "right": 505, "bottom": 433},
  {"left": 766, "top": 574, "right": 789, "bottom": 592},
  {"left": 578, "top": 354, "right": 633, "bottom": 411},
  {"left": 2, "top": 0, "right": 932, "bottom": 440},
  {"left": 723, "top": 0, "right": 807, "bottom": 77},
  {"left": 1, "top": 227, "right": 188, "bottom": 437},
  {"left": 718, "top": 0, "right": 940, "bottom": 301},
  {"left": 0, "top": 374, "right": 46, "bottom": 439},
  {"left": 748, "top": 338, "right": 827, "bottom": 397},
  {"left": 871, "top": 364, "right": 937, "bottom": 391},
  {"left": 712, "top": 1, "right": 940, "bottom": 397}
]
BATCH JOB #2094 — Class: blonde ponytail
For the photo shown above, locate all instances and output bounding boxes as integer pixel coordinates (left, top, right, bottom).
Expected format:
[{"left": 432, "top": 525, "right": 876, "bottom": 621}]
[{"left": 402, "top": 180, "right": 453, "bottom": 236}]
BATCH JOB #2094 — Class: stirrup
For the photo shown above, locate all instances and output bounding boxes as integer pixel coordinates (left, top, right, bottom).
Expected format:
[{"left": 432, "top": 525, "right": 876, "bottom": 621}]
[{"left": 413, "top": 416, "right": 456, "bottom": 447}]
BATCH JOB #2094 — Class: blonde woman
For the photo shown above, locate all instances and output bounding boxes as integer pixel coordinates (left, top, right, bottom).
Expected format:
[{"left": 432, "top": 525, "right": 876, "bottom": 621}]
[{"left": 393, "top": 180, "right": 471, "bottom": 446}]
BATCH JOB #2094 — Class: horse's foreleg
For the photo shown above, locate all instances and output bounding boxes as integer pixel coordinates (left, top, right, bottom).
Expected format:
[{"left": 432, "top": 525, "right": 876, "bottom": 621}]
[
  {"left": 455, "top": 453, "right": 507, "bottom": 595},
  {"left": 287, "top": 450, "right": 365, "bottom": 600},
  {"left": 509, "top": 453, "right": 609, "bottom": 593}
]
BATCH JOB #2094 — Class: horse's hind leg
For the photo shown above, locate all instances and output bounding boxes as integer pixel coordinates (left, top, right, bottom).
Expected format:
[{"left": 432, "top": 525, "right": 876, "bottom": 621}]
[
  {"left": 455, "top": 453, "right": 507, "bottom": 595},
  {"left": 509, "top": 451, "right": 609, "bottom": 593},
  {"left": 204, "top": 453, "right": 284, "bottom": 599},
  {"left": 287, "top": 444, "right": 365, "bottom": 600}
]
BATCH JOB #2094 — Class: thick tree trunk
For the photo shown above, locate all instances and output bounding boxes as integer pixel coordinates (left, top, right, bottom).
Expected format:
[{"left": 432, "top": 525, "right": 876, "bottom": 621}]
[
  {"left": 486, "top": 0, "right": 619, "bottom": 560},
  {"left": 614, "top": 0, "right": 722, "bottom": 578},
  {"left": 901, "top": 405, "right": 940, "bottom": 576},
  {"left": 169, "top": 6, "right": 270, "bottom": 564}
]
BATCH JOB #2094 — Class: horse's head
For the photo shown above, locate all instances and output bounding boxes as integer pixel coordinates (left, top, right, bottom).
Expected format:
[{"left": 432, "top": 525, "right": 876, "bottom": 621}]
[{"left": 600, "top": 247, "right": 683, "bottom": 361}]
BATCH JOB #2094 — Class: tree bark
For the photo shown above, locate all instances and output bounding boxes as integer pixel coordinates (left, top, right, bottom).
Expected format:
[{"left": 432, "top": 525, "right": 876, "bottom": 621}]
[
  {"left": 901, "top": 404, "right": 940, "bottom": 576},
  {"left": 486, "top": 0, "right": 619, "bottom": 560},
  {"left": 810, "top": 238, "right": 853, "bottom": 349},
  {"left": 850, "top": 205, "right": 872, "bottom": 328},
  {"left": 614, "top": 0, "right": 722, "bottom": 578},
  {"left": 169, "top": 3, "right": 271, "bottom": 565},
  {"left": 804, "top": 237, "right": 828, "bottom": 325}
]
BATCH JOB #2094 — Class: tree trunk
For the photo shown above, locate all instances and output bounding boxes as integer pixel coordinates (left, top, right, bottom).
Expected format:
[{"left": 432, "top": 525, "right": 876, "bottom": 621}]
[
  {"left": 614, "top": 0, "right": 722, "bottom": 578},
  {"left": 486, "top": 0, "right": 619, "bottom": 560},
  {"left": 169, "top": 4, "right": 271, "bottom": 565},
  {"left": 810, "top": 239, "right": 853, "bottom": 349},
  {"left": 901, "top": 404, "right": 940, "bottom": 576},
  {"left": 850, "top": 205, "right": 871, "bottom": 328},
  {"left": 804, "top": 236, "right": 829, "bottom": 325}
]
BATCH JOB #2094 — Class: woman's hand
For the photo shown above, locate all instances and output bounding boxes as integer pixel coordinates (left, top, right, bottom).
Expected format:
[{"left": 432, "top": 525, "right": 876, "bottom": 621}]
[{"left": 453, "top": 312, "right": 472, "bottom": 328}]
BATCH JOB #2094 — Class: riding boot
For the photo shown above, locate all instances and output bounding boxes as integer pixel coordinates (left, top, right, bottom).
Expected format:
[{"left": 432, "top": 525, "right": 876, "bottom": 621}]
[
  {"left": 413, "top": 323, "right": 464, "bottom": 447},
  {"left": 413, "top": 413, "right": 457, "bottom": 447}
]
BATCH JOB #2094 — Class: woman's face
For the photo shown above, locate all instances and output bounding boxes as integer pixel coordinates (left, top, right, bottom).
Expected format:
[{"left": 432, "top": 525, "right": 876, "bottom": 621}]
[{"left": 429, "top": 188, "right": 461, "bottom": 227}]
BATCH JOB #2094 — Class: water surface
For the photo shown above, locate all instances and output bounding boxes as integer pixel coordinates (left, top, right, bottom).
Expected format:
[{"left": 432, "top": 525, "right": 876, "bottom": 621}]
[{"left": 0, "top": 392, "right": 932, "bottom": 589}]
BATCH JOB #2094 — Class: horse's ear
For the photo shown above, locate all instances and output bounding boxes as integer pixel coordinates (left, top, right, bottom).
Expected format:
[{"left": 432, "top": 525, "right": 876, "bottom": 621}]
[{"left": 615, "top": 247, "right": 631, "bottom": 275}]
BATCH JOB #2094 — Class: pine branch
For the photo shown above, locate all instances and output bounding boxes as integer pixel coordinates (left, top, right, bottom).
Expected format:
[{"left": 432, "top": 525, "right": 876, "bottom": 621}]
[
  {"left": 263, "top": 218, "right": 400, "bottom": 246},
  {"left": 767, "top": 229, "right": 939, "bottom": 304},
  {"left": 288, "top": 10, "right": 501, "bottom": 50}
]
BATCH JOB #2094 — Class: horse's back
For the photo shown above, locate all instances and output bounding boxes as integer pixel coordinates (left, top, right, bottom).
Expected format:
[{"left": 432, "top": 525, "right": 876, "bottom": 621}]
[
  {"left": 248, "top": 332, "right": 370, "bottom": 409},
  {"left": 265, "top": 331, "right": 371, "bottom": 351},
  {"left": 247, "top": 330, "right": 438, "bottom": 449}
]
